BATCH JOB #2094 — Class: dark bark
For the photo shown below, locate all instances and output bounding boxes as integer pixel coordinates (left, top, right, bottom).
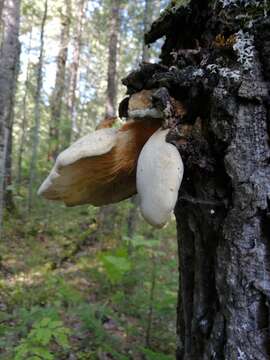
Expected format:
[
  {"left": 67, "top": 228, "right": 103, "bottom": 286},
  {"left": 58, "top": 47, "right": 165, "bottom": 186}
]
[{"left": 122, "top": 0, "right": 270, "bottom": 358}]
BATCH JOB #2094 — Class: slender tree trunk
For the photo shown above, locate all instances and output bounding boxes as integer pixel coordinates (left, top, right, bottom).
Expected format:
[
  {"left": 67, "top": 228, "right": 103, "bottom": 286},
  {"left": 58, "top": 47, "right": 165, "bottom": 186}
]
[
  {"left": 16, "top": 28, "right": 32, "bottom": 190},
  {"left": 67, "top": 0, "right": 85, "bottom": 143},
  {"left": 98, "top": 0, "right": 122, "bottom": 237},
  {"left": 127, "top": 196, "right": 138, "bottom": 239},
  {"left": 105, "top": 0, "right": 121, "bottom": 117},
  {"left": 4, "top": 52, "right": 20, "bottom": 212},
  {"left": 48, "top": 0, "right": 71, "bottom": 161},
  {"left": 0, "top": 0, "right": 4, "bottom": 23},
  {"left": 145, "top": 255, "right": 156, "bottom": 348},
  {"left": 142, "top": 0, "right": 153, "bottom": 63},
  {"left": 0, "top": 0, "right": 21, "bottom": 236},
  {"left": 27, "top": 0, "right": 47, "bottom": 212},
  {"left": 0, "top": 0, "right": 5, "bottom": 42}
]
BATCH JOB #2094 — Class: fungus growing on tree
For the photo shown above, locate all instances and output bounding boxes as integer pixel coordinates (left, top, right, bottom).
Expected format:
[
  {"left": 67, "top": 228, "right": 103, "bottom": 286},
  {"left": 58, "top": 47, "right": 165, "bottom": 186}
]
[
  {"left": 137, "top": 128, "right": 184, "bottom": 228},
  {"left": 39, "top": 89, "right": 185, "bottom": 227}
]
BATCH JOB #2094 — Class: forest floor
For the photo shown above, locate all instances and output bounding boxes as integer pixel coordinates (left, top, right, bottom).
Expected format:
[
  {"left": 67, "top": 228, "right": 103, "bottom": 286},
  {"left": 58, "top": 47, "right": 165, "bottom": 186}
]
[{"left": 0, "top": 193, "right": 177, "bottom": 360}]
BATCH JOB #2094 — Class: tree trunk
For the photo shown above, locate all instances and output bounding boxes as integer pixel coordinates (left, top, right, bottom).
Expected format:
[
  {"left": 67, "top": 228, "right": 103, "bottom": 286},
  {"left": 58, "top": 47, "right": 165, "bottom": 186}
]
[
  {"left": 142, "top": 0, "right": 153, "bottom": 63},
  {"left": 16, "top": 28, "right": 32, "bottom": 190},
  {"left": 67, "top": 0, "right": 85, "bottom": 143},
  {"left": 105, "top": 0, "right": 121, "bottom": 118},
  {"left": 27, "top": 0, "right": 47, "bottom": 212},
  {"left": 4, "top": 53, "right": 20, "bottom": 212},
  {"left": 97, "top": 0, "right": 122, "bottom": 238},
  {"left": 48, "top": 0, "right": 71, "bottom": 161},
  {"left": 0, "top": 0, "right": 21, "bottom": 235},
  {"left": 124, "top": 0, "right": 270, "bottom": 358},
  {"left": 0, "top": 0, "right": 5, "bottom": 43}
]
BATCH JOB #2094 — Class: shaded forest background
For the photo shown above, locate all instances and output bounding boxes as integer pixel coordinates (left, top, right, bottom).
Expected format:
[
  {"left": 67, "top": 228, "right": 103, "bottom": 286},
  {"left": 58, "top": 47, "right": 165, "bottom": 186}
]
[{"left": 0, "top": 0, "right": 182, "bottom": 359}]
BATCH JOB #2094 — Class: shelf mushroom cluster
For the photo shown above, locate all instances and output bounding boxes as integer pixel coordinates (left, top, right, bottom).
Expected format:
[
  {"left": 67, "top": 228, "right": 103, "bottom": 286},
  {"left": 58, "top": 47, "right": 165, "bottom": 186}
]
[{"left": 38, "top": 89, "right": 184, "bottom": 228}]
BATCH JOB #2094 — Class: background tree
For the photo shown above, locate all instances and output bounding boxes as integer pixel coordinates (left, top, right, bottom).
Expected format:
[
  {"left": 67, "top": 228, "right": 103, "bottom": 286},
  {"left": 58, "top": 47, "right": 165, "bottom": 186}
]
[
  {"left": 142, "top": 0, "right": 153, "bottom": 62},
  {"left": 48, "top": 0, "right": 71, "bottom": 160},
  {"left": 67, "top": 0, "right": 85, "bottom": 143},
  {"left": 27, "top": 0, "right": 48, "bottom": 211},
  {"left": 105, "top": 0, "right": 121, "bottom": 117},
  {"left": 16, "top": 27, "right": 32, "bottom": 190},
  {"left": 0, "top": 0, "right": 21, "bottom": 234}
]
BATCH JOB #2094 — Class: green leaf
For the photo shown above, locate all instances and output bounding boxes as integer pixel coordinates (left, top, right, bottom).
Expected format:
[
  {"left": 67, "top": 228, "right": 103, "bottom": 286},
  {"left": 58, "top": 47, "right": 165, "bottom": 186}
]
[
  {"left": 100, "top": 253, "right": 131, "bottom": 283},
  {"left": 34, "top": 328, "right": 52, "bottom": 345},
  {"left": 54, "top": 332, "right": 70, "bottom": 349},
  {"left": 32, "top": 347, "right": 54, "bottom": 360}
]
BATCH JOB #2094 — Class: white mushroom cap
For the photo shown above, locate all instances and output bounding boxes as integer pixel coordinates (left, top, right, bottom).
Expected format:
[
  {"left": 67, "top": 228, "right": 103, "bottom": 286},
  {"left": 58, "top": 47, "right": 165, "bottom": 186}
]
[{"left": 136, "top": 128, "right": 184, "bottom": 228}]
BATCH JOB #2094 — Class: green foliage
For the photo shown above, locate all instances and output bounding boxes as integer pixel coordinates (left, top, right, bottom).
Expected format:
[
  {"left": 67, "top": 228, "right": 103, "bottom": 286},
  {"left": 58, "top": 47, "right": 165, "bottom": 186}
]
[
  {"left": 14, "top": 317, "right": 70, "bottom": 360},
  {"left": 99, "top": 248, "right": 132, "bottom": 284},
  {"left": 142, "top": 348, "right": 174, "bottom": 360}
]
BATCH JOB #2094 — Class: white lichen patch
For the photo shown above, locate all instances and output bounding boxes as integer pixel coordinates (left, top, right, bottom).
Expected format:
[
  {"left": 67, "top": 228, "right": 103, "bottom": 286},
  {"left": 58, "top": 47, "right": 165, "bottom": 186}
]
[
  {"left": 193, "top": 68, "right": 204, "bottom": 77},
  {"left": 219, "top": 67, "right": 241, "bottom": 80},
  {"left": 233, "top": 30, "right": 255, "bottom": 71},
  {"left": 221, "top": 0, "right": 264, "bottom": 8},
  {"left": 221, "top": 0, "right": 238, "bottom": 7},
  {"left": 206, "top": 64, "right": 241, "bottom": 81}
]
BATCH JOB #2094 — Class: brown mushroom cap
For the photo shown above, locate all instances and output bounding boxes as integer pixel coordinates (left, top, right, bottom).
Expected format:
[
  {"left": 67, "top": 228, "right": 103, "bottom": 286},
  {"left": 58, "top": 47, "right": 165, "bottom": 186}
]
[
  {"left": 128, "top": 89, "right": 163, "bottom": 119},
  {"left": 38, "top": 119, "right": 161, "bottom": 207}
]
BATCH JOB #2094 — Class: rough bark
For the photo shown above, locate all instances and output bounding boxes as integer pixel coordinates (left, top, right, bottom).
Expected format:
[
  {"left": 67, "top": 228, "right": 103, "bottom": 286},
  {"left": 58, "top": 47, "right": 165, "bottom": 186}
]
[
  {"left": 0, "top": 0, "right": 21, "bottom": 235},
  {"left": 27, "top": 0, "right": 47, "bottom": 212},
  {"left": 48, "top": 0, "right": 71, "bottom": 160},
  {"left": 123, "top": 0, "right": 270, "bottom": 358},
  {"left": 105, "top": 0, "right": 121, "bottom": 117},
  {"left": 67, "top": 0, "right": 85, "bottom": 143}
]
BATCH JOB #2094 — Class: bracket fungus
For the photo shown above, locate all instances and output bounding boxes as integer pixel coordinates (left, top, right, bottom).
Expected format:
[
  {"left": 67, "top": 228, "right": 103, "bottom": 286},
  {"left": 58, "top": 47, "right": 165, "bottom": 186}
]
[
  {"left": 137, "top": 128, "right": 184, "bottom": 228},
  {"left": 38, "top": 119, "right": 162, "bottom": 207},
  {"left": 39, "top": 89, "right": 185, "bottom": 228}
]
